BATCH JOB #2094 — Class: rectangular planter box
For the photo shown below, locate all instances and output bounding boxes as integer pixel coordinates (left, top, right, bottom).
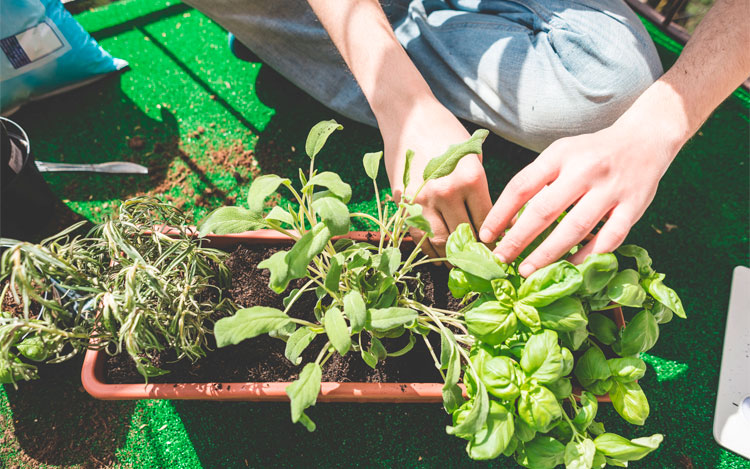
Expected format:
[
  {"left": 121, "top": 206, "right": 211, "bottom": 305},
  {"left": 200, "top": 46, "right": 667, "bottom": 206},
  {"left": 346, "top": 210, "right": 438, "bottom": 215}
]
[{"left": 81, "top": 230, "right": 625, "bottom": 403}]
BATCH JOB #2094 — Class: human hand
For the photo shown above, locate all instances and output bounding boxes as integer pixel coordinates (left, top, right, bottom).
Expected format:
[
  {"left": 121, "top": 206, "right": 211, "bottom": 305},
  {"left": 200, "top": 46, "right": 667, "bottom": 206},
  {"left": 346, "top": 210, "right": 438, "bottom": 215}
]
[
  {"left": 381, "top": 100, "right": 492, "bottom": 258},
  {"left": 478, "top": 123, "right": 677, "bottom": 277}
]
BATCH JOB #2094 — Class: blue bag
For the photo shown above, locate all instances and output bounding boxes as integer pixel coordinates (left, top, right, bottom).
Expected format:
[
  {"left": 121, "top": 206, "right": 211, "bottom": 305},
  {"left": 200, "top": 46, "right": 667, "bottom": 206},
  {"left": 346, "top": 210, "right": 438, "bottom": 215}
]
[{"left": 0, "top": 0, "right": 127, "bottom": 114}]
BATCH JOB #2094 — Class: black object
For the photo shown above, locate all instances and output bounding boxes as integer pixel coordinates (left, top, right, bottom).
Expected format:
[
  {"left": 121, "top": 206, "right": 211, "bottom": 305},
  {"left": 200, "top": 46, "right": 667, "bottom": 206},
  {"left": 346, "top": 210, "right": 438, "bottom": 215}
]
[{"left": 0, "top": 117, "right": 56, "bottom": 240}]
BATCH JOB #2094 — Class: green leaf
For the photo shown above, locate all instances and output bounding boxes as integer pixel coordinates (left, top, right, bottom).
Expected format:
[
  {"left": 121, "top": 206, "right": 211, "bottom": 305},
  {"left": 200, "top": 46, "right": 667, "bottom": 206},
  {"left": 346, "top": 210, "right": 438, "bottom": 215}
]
[
  {"left": 588, "top": 313, "right": 618, "bottom": 345},
  {"left": 198, "top": 206, "right": 266, "bottom": 236},
  {"left": 607, "top": 269, "right": 646, "bottom": 307},
  {"left": 257, "top": 250, "right": 290, "bottom": 294},
  {"left": 518, "top": 382, "right": 562, "bottom": 433},
  {"left": 214, "top": 307, "right": 291, "bottom": 347},
  {"left": 538, "top": 297, "right": 587, "bottom": 332},
  {"left": 422, "top": 129, "right": 489, "bottom": 181},
  {"left": 585, "top": 377, "right": 614, "bottom": 396},
  {"left": 574, "top": 346, "right": 611, "bottom": 386},
  {"left": 565, "top": 439, "right": 596, "bottom": 469},
  {"left": 363, "top": 151, "right": 382, "bottom": 180},
  {"left": 576, "top": 253, "right": 618, "bottom": 295},
  {"left": 547, "top": 377, "right": 572, "bottom": 400},
  {"left": 441, "top": 329, "right": 462, "bottom": 412},
  {"left": 479, "top": 356, "right": 522, "bottom": 400},
  {"left": 609, "top": 380, "right": 650, "bottom": 425},
  {"left": 465, "top": 300, "right": 518, "bottom": 346},
  {"left": 260, "top": 224, "right": 332, "bottom": 293},
  {"left": 403, "top": 203, "right": 433, "bottom": 236},
  {"left": 514, "top": 302, "right": 542, "bottom": 331},
  {"left": 516, "top": 436, "right": 565, "bottom": 469},
  {"left": 265, "top": 205, "right": 294, "bottom": 225},
  {"left": 467, "top": 401, "right": 515, "bottom": 460},
  {"left": 642, "top": 273, "right": 686, "bottom": 319},
  {"left": 650, "top": 302, "right": 674, "bottom": 324},
  {"left": 447, "top": 373, "right": 490, "bottom": 438},
  {"left": 378, "top": 247, "right": 401, "bottom": 277},
  {"left": 572, "top": 391, "right": 598, "bottom": 432},
  {"left": 448, "top": 268, "right": 493, "bottom": 298},
  {"left": 312, "top": 196, "right": 350, "bottom": 236},
  {"left": 446, "top": 224, "right": 506, "bottom": 281},
  {"left": 343, "top": 291, "right": 367, "bottom": 333},
  {"left": 403, "top": 149, "right": 414, "bottom": 189},
  {"left": 16, "top": 336, "right": 49, "bottom": 362},
  {"left": 286, "top": 362, "right": 322, "bottom": 425},
  {"left": 608, "top": 357, "right": 647, "bottom": 383},
  {"left": 518, "top": 260, "right": 583, "bottom": 308},
  {"left": 305, "top": 119, "right": 343, "bottom": 159},
  {"left": 368, "top": 307, "right": 417, "bottom": 331},
  {"left": 613, "top": 309, "right": 659, "bottom": 356},
  {"left": 520, "top": 330, "right": 564, "bottom": 384},
  {"left": 285, "top": 327, "right": 316, "bottom": 365},
  {"left": 247, "top": 174, "right": 291, "bottom": 215},
  {"left": 325, "top": 254, "right": 343, "bottom": 292},
  {"left": 594, "top": 433, "right": 663, "bottom": 461},
  {"left": 561, "top": 347, "right": 574, "bottom": 376},
  {"left": 361, "top": 349, "right": 377, "bottom": 368},
  {"left": 370, "top": 336, "right": 387, "bottom": 360},
  {"left": 560, "top": 326, "right": 588, "bottom": 351},
  {"left": 324, "top": 307, "right": 351, "bottom": 355},
  {"left": 616, "top": 245, "right": 654, "bottom": 277},
  {"left": 307, "top": 172, "right": 352, "bottom": 203}
]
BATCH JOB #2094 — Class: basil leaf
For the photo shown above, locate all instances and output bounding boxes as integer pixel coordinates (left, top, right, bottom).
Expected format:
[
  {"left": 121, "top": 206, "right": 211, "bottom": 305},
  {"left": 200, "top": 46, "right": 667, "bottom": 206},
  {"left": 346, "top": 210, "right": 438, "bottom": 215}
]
[
  {"left": 446, "top": 224, "right": 506, "bottom": 281},
  {"left": 574, "top": 346, "right": 611, "bottom": 386},
  {"left": 538, "top": 297, "right": 587, "bottom": 332},
  {"left": 307, "top": 171, "right": 352, "bottom": 203},
  {"left": 516, "top": 436, "right": 565, "bottom": 469},
  {"left": 285, "top": 327, "right": 316, "bottom": 365},
  {"left": 16, "top": 336, "right": 49, "bottom": 362},
  {"left": 422, "top": 129, "right": 489, "bottom": 181},
  {"left": 286, "top": 362, "right": 322, "bottom": 428},
  {"left": 467, "top": 401, "right": 515, "bottom": 460},
  {"left": 560, "top": 326, "right": 588, "bottom": 351},
  {"left": 588, "top": 313, "right": 618, "bottom": 345},
  {"left": 607, "top": 269, "right": 646, "bottom": 307},
  {"left": 448, "top": 268, "right": 493, "bottom": 298},
  {"left": 305, "top": 119, "right": 342, "bottom": 159},
  {"left": 565, "top": 439, "right": 596, "bottom": 469},
  {"left": 515, "top": 417, "right": 537, "bottom": 443},
  {"left": 613, "top": 310, "right": 659, "bottom": 356},
  {"left": 518, "top": 382, "right": 562, "bottom": 433},
  {"left": 607, "top": 357, "right": 647, "bottom": 383},
  {"left": 572, "top": 391, "right": 598, "bottom": 432},
  {"left": 198, "top": 206, "right": 265, "bottom": 236},
  {"left": 465, "top": 300, "right": 518, "bottom": 346},
  {"left": 324, "top": 307, "right": 350, "bottom": 355},
  {"left": 247, "top": 174, "right": 291, "bottom": 215},
  {"left": 561, "top": 347, "right": 574, "bottom": 376},
  {"left": 514, "top": 302, "right": 542, "bottom": 331},
  {"left": 609, "top": 380, "right": 650, "bottom": 425},
  {"left": 342, "top": 291, "right": 367, "bottom": 333},
  {"left": 518, "top": 260, "right": 583, "bottom": 307},
  {"left": 441, "top": 329, "right": 462, "bottom": 412},
  {"left": 447, "top": 372, "right": 490, "bottom": 438},
  {"left": 650, "top": 302, "right": 674, "bottom": 324},
  {"left": 214, "top": 307, "right": 291, "bottom": 347},
  {"left": 616, "top": 245, "right": 654, "bottom": 277},
  {"left": 585, "top": 377, "right": 614, "bottom": 396},
  {"left": 312, "top": 196, "right": 350, "bottom": 236},
  {"left": 642, "top": 273, "right": 686, "bottom": 319},
  {"left": 362, "top": 151, "right": 382, "bottom": 180},
  {"left": 368, "top": 307, "right": 417, "bottom": 331},
  {"left": 520, "top": 330, "right": 564, "bottom": 384},
  {"left": 479, "top": 356, "right": 522, "bottom": 400},
  {"left": 594, "top": 433, "right": 663, "bottom": 461},
  {"left": 576, "top": 253, "right": 618, "bottom": 295},
  {"left": 547, "top": 377, "right": 572, "bottom": 400}
]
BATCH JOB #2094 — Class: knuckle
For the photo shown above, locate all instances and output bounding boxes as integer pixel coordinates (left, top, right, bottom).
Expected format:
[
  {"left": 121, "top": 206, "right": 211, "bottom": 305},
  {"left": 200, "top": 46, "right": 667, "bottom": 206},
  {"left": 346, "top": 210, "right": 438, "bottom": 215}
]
[
  {"left": 506, "top": 173, "right": 534, "bottom": 198},
  {"left": 567, "top": 217, "right": 596, "bottom": 238},
  {"left": 603, "top": 224, "right": 629, "bottom": 247},
  {"left": 528, "top": 200, "right": 557, "bottom": 222},
  {"left": 500, "top": 235, "right": 524, "bottom": 254}
]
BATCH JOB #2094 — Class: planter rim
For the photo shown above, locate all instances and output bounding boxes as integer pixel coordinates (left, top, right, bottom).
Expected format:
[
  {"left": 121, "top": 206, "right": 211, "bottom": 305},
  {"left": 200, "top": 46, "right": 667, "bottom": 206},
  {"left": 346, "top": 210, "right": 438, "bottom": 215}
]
[{"left": 81, "top": 229, "right": 622, "bottom": 403}]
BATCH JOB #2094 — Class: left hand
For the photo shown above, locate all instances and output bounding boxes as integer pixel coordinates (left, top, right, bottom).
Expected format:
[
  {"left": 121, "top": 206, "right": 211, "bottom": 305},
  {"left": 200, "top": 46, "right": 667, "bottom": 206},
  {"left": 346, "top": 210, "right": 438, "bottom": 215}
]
[{"left": 478, "top": 123, "right": 677, "bottom": 277}]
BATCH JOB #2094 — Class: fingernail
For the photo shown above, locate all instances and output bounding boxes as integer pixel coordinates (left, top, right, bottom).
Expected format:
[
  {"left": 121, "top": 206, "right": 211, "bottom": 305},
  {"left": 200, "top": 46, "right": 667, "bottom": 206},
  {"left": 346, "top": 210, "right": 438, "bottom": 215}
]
[
  {"left": 495, "top": 251, "right": 508, "bottom": 264},
  {"left": 479, "top": 228, "right": 491, "bottom": 242},
  {"left": 519, "top": 262, "right": 534, "bottom": 278}
]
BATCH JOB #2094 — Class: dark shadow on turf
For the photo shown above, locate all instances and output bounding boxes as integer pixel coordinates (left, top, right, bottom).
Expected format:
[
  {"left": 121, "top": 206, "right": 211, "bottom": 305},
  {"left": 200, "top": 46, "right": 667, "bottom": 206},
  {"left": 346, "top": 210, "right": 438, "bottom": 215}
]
[{"left": 3, "top": 358, "right": 135, "bottom": 468}]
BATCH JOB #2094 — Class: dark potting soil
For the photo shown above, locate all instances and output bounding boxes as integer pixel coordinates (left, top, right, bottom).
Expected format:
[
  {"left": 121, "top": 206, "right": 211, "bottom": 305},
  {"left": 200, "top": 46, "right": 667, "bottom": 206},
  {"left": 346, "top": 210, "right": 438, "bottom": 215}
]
[{"left": 105, "top": 243, "right": 464, "bottom": 384}]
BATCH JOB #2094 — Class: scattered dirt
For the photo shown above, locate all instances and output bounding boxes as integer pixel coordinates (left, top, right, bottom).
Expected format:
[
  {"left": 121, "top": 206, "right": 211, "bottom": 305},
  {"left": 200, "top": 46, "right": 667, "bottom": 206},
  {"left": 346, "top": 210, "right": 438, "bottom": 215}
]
[
  {"left": 126, "top": 135, "right": 145, "bottom": 150},
  {"left": 105, "top": 243, "right": 462, "bottom": 384}
]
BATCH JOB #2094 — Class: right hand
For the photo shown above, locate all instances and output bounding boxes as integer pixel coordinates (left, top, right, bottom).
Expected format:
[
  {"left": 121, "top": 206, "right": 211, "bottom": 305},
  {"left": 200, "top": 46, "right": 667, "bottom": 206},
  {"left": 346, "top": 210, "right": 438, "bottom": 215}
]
[{"left": 380, "top": 100, "right": 492, "bottom": 258}]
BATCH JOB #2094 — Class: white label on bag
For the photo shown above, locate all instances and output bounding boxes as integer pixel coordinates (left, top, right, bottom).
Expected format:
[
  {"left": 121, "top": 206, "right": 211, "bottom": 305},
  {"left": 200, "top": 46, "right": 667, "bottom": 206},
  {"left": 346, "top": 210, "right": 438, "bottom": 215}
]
[{"left": 0, "top": 20, "right": 70, "bottom": 80}]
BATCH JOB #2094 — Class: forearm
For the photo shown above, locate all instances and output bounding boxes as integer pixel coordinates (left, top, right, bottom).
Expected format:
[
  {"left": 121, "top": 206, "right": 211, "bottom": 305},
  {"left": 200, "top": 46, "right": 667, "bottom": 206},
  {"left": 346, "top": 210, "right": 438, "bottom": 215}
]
[
  {"left": 615, "top": 0, "right": 750, "bottom": 159},
  {"left": 305, "top": 0, "right": 438, "bottom": 132}
]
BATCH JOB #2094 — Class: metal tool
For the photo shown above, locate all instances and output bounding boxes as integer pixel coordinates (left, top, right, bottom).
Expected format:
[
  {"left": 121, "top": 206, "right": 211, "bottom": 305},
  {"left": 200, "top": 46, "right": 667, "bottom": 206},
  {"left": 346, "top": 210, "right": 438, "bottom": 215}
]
[{"left": 35, "top": 161, "right": 148, "bottom": 174}]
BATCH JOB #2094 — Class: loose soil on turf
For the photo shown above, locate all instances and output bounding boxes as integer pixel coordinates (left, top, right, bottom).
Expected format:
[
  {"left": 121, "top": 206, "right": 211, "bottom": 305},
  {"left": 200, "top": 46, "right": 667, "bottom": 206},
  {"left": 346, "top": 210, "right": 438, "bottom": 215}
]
[{"left": 105, "top": 243, "right": 462, "bottom": 384}]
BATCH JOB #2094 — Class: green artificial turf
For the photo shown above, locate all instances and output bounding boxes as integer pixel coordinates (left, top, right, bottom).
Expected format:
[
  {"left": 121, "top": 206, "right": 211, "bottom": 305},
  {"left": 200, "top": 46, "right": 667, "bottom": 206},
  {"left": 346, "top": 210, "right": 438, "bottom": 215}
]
[{"left": 1, "top": 0, "right": 748, "bottom": 467}]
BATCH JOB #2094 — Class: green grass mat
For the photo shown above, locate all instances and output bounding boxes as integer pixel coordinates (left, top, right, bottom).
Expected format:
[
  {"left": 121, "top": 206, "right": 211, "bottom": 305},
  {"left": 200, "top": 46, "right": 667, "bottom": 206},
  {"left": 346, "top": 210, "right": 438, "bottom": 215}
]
[{"left": 1, "top": 0, "right": 748, "bottom": 467}]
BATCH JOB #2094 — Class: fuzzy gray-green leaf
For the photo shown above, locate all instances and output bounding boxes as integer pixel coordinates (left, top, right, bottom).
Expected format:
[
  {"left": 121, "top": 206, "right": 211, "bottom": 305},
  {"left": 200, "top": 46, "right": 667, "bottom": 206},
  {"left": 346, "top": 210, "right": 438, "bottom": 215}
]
[{"left": 422, "top": 129, "right": 489, "bottom": 181}]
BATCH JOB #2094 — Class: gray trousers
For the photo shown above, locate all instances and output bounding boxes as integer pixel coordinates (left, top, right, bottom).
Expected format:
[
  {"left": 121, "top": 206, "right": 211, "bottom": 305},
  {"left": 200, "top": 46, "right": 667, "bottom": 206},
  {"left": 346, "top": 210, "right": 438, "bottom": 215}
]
[{"left": 184, "top": 0, "right": 662, "bottom": 152}]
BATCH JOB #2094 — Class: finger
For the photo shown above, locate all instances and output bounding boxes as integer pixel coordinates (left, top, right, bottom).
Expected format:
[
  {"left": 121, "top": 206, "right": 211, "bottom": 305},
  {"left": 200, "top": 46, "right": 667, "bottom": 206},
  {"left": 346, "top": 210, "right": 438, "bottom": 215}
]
[
  {"left": 567, "top": 206, "right": 634, "bottom": 264},
  {"left": 478, "top": 157, "right": 558, "bottom": 244},
  {"left": 518, "top": 192, "right": 615, "bottom": 277},
  {"left": 422, "top": 207, "right": 450, "bottom": 258},
  {"left": 442, "top": 201, "right": 472, "bottom": 234},
  {"left": 465, "top": 179, "right": 493, "bottom": 235},
  {"left": 493, "top": 181, "right": 586, "bottom": 263},
  {"left": 410, "top": 227, "right": 438, "bottom": 259}
]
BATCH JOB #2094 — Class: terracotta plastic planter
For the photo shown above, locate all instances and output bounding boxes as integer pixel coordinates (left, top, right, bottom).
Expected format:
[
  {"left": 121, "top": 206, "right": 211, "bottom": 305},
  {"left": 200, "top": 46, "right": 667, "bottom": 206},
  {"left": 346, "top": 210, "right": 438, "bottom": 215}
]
[{"left": 81, "top": 230, "right": 625, "bottom": 403}]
